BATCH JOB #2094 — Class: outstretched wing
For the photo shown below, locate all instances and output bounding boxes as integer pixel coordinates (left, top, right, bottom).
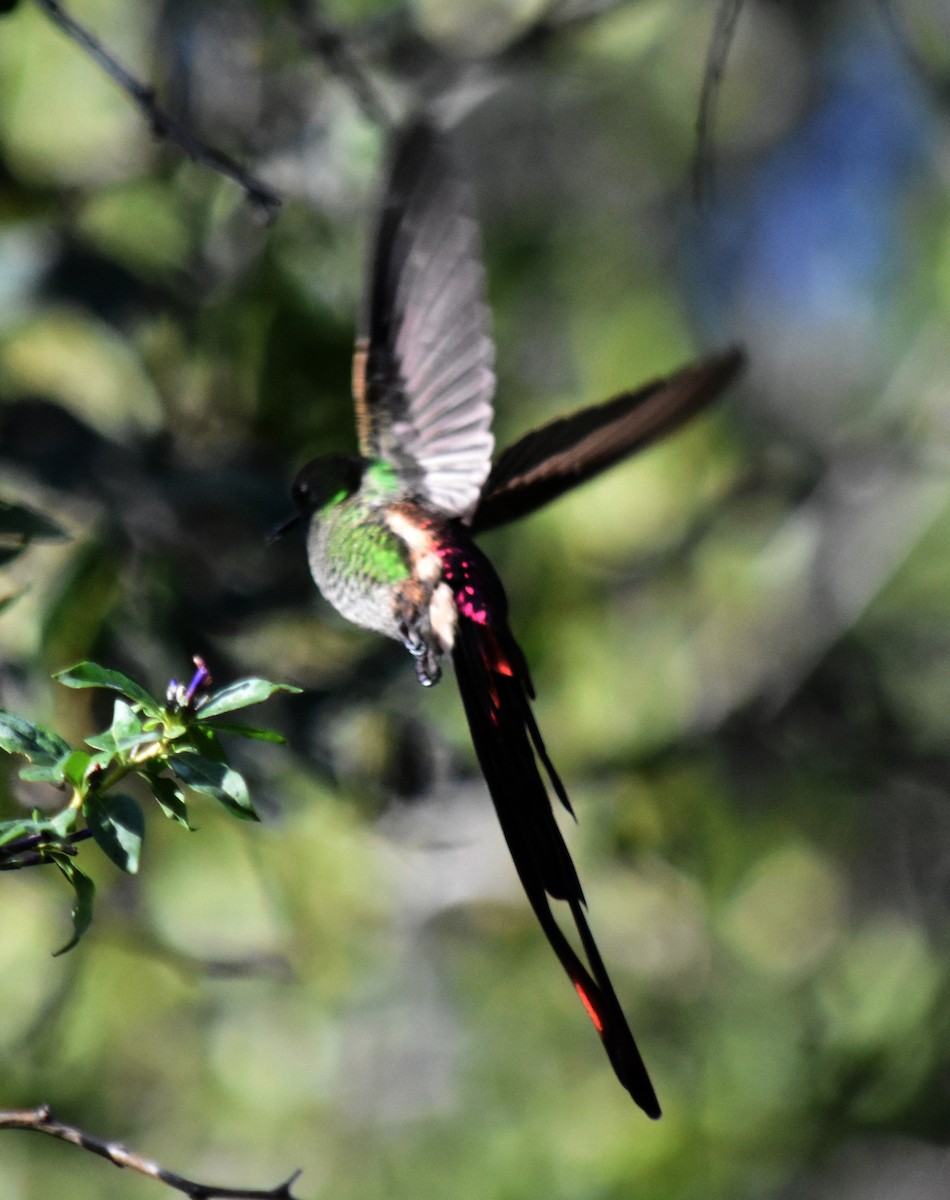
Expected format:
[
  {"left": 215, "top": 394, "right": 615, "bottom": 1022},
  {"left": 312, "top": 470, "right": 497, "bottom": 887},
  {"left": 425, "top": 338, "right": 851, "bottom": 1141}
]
[
  {"left": 355, "top": 121, "right": 496, "bottom": 518},
  {"left": 470, "top": 348, "right": 744, "bottom": 533}
]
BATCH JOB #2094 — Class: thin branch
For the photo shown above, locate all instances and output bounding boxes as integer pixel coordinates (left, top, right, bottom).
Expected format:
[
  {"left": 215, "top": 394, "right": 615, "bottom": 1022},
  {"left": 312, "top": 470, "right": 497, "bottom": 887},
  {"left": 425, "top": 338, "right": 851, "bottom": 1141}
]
[
  {"left": 0, "top": 849, "right": 67, "bottom": 870},
  {"left": 31, "top": 0, "right": 282, "bottom": 220},
  {"left": 284, "top": 0, "right": 394, "bottom": 130},
  {"left": 0, "top": 829, "right": 92, "bottom": 871},
  {"left": 0, "top": 1106, "right": 303, "bottom": 1200},
  {"left": 693, "top": 0, "right": 746, "bottom": 206}
]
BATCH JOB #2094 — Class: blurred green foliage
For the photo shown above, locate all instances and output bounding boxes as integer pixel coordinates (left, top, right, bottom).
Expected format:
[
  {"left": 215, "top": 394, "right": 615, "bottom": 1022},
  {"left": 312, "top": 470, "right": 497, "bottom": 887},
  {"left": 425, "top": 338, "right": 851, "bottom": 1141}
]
[{"left": 2, "top": 1, "right": 950, "bottom": 1199}]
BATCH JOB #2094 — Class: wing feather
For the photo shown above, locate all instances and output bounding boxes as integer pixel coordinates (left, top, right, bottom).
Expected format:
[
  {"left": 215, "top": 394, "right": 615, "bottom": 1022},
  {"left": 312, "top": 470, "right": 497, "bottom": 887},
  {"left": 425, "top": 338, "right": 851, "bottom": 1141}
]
[
  {"left": 357, "top": 121, "right": 496, "bottom": 517},
  {"left": 471, "top": 348, "right": 744, "bottom": 533}
]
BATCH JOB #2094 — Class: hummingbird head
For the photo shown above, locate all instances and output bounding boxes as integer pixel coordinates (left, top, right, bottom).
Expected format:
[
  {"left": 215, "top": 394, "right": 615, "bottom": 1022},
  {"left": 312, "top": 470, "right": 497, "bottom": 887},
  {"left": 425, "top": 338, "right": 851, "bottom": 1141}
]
[
  {"left": 268, "top": 454, "right": 365, "bottom": 544},
  {"left": 290, "top": 453, "right": 365, "bottom": 516}
]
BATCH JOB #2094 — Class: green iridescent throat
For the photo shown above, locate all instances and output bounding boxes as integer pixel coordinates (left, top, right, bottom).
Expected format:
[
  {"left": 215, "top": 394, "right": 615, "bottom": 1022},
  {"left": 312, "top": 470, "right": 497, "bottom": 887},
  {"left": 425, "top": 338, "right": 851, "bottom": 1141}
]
[
  {"left": 322, "top": 457, "right": 409, "bottom": 587},
  {"left": 361, "top": 458, "right": 401, "bottom": 497}
]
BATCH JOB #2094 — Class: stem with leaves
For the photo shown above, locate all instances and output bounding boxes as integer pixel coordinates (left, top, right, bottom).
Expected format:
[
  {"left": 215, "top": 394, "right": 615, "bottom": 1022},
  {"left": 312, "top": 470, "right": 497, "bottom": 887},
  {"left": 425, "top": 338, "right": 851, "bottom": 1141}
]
[{"left": 0, "top": 658, "right": 300, "bottom": 953}]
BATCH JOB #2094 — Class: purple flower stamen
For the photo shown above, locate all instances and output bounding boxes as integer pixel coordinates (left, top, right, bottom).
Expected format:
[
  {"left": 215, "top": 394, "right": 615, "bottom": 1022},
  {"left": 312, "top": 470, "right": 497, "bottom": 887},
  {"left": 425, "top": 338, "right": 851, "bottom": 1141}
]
[
  {"left": 183, "top": 656, "right": 211, "bottom": 706},
  {"left": 166, "top": 656, "right": 213, "bottom": 711}
]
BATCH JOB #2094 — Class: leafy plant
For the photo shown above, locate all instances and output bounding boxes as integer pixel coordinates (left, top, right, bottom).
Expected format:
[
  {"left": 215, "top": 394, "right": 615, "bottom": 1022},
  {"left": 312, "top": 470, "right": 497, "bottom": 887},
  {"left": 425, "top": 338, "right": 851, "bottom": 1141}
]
[{"left": 0, "top": 658, "right": 300, "bottom": 953}]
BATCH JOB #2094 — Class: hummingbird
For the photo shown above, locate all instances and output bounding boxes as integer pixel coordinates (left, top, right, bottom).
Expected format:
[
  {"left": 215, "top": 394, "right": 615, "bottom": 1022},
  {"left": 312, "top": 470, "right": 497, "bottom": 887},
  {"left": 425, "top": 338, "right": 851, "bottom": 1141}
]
[{"left": 287, "top": 119, "right": 743, "bottom": 1118}]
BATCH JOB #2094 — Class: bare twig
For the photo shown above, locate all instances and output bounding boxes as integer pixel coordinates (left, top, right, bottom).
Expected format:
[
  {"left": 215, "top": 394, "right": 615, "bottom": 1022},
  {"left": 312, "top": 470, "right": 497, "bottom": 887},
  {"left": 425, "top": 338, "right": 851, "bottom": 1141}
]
[
  {"left": 693, "top": 0, "right": 746, "bottom": 205},
  {"left": 31, "top": 0, "right": 283, "bottom": 220},
  {"left": 284, "top": 0, "right": 393, "bottom": 130},
  {"left": 0, "top": 1106, "right": 303, "bottom": 1200}
]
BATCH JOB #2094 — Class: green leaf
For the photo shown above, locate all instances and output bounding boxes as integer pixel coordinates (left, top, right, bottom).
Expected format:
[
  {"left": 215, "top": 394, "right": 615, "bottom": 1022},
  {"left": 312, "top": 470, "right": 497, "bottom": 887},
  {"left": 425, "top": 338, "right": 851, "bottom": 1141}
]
[
  {"left": 169, "top": 754, "right": 258, "bottom": 821},
  {"left": 19, "top": 760, "right": 67, "bottom": 783},
  {"left": 185, "top": 723, "right": 226, "bottom": 762},
  {"left": 198, "top": 678, "right": 301, "bottom": 719},
  {"left": 203, "top": 721, "right": 288, "bottom": 744},
  {"left": 0, "top": 500, "right": 67, "bottom": 541},
  {"left": 54, "top": 662, "right": 163, "bottom": 718},
  {"left": 83, "top": 750, "right": 116, "bottom": 777},
  {"left": 49, "top": 808, "right": 76, "bottom": 838},
  {"left": 110, "top": 698, "right": 143, "bottom": 742},
  {"left": 83, "top": 729, "right": 118, "bottom": 753},
  {"left": 0, "top": 710, "right": 71, "bottom": 764},
  {"left": 146, "top": 774, "right": 191, "bottom": 828},
  {"left": 62, "top": 749, "right": 93, "bottom": 788},
  {"left": 52, "top": 861, "right": 95, "bottom": 955},
  {"left": 95, "top": 698, "right": 154, "bottom": 757},
  {"left": 84, "top": 727, "right": 154, "bottom": 755},
  {"left": 85, "top": 793, "right": 144, "bottom": 874},
  {"left": 0, "top": 817, "right": 41, "bottom": 847},
  {"left": 84, "top": 701, "right": 154, "bottom": 756}
]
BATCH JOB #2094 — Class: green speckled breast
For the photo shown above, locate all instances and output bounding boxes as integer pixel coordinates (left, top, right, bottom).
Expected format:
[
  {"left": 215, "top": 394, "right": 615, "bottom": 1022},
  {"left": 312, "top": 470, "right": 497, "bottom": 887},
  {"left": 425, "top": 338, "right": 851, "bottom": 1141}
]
[{"left": 306, "top": 497, "right": 411, "bottom": 641}]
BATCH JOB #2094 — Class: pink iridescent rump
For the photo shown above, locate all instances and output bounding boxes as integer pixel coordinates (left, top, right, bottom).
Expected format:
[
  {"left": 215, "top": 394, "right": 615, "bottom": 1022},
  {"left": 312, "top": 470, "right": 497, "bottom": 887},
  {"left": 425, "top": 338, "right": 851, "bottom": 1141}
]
[{"left": 436, "top": 542, "right": 492, "bottom": 626}]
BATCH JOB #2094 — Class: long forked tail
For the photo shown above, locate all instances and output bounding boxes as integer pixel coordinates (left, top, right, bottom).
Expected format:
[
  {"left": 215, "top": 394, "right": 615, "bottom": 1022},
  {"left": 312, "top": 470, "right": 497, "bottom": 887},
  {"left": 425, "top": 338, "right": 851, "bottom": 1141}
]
[{"left": 450, "top": 599, "right": 661, "bottom": 1118}]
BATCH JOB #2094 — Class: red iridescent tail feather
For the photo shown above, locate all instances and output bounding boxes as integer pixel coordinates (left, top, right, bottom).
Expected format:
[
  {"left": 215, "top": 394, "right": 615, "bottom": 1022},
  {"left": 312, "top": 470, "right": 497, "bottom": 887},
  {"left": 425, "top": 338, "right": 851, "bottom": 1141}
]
[{"left": 444, "top": 536, "right": 661, "bottom": 1117}]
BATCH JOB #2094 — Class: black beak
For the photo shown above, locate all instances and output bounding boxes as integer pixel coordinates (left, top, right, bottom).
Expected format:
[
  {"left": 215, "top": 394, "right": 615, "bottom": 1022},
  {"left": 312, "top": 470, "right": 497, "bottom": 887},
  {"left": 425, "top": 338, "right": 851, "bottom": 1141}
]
[{"left": 267, "top": 510, "right": 302, "bottom": 544}]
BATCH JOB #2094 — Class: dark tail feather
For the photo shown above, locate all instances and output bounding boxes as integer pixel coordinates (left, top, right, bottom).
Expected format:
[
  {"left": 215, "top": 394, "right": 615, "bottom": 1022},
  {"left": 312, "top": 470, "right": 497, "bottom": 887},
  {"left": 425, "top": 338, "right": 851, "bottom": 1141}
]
[
  {"left": 470, "top": 347, "right": 744, "bottom": 534},
  {"left": 452, "top": 616, "right": 661, "bottom": 1118}
]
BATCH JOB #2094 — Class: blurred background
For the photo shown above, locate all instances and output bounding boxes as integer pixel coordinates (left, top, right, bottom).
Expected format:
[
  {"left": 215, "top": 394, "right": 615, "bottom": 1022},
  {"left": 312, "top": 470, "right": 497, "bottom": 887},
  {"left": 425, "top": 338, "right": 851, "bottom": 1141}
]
[{"left": 3, "top": 0, "right": 950, "bottom": 1196}]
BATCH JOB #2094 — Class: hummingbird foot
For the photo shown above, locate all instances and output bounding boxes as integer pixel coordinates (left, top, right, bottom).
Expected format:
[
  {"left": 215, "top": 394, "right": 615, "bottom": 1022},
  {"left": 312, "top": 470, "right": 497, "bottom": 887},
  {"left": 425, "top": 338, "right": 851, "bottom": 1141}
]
[
  {"left": 397, "top": 621, "right": 442, "bottom": 686},
  {"left": 414, "top": 651, "right": 442, "bottom": 688},
  {"left": 394, "top": 580, "right": 443, "bottom": 686},
  {"left": 395, "top": 619, "right": 443, "bottom": 686}
]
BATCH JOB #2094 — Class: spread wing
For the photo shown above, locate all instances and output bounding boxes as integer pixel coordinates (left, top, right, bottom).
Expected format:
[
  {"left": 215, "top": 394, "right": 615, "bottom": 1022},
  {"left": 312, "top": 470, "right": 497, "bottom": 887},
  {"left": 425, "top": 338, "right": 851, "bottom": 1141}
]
[
  {"left": 470, "top": 349, "right": 744, "bottom": 533},
  {"left": 354, "top": 121, "right": 496, "bottom": 518}
]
